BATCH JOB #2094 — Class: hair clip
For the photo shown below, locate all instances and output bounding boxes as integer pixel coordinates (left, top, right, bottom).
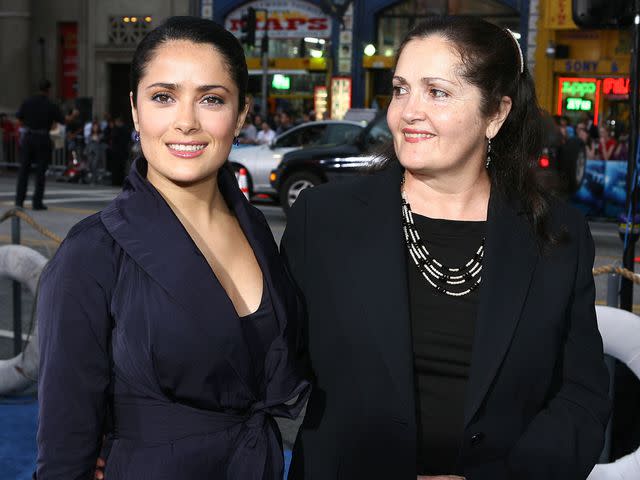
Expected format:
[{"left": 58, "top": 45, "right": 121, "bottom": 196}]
[{"left": 506, "top": 29, "right": 524, "bottom": 74}]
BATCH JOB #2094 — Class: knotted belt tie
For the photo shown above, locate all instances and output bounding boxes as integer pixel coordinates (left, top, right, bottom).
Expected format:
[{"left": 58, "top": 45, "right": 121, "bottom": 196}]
[{"left": 113, "top": 393, "right": 305, "bottom": 479}]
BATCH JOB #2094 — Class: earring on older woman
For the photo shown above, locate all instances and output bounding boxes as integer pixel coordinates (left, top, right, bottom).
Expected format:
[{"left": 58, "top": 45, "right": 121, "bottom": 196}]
[{"left": 485, "top": 137, "right": 492, "bottom": 169}]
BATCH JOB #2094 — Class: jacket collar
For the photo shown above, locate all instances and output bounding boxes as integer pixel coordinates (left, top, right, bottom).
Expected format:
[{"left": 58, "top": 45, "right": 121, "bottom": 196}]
[{"left": 100, "top": 158, "right": 270, "bottom": 323}]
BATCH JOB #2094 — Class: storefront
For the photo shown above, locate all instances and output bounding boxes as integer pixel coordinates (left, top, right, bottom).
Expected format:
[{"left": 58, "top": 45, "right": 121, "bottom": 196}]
[
  {"left": 360, "top": 0, "right": 523, "bottom": 109},
  {"left": 535, "top": 2, "right": 632, "bottom": 131},
  {"left": 220, "top": 0, "right": 333, "bottom": 117}
]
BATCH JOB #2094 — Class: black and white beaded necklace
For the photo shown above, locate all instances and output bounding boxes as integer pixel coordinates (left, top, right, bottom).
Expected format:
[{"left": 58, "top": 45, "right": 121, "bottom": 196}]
[{"left": 401, "top": 178, "right": 485, "bottom": 297}]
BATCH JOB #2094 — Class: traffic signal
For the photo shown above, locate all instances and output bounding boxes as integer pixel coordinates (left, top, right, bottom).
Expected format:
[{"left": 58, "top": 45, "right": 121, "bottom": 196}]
[
  {"left": 240, "top": 7, "right": 257, "bottom": 47},
  {"left": 572, "top": 0, "right": 634, "bottom": 28}
]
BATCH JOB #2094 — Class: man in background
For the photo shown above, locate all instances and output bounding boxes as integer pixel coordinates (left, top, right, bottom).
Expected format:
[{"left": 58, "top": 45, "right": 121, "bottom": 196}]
[{"left": 15, "top": 79, "right": 64, "bottom": 210}]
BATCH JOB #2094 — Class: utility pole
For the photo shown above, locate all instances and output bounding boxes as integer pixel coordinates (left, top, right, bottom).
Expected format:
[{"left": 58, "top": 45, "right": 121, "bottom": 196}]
[{"left": 620, "top": 1, "right": 640, "bottom": 311}]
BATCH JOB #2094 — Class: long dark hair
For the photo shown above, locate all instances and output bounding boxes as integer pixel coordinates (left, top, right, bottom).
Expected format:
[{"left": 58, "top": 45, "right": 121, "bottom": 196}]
[
  {"left": 381, "top": 16, "right": 558, "bottom": 246},
  {"left": 130, "top": 16, "right": 248, "bottom": 112}
]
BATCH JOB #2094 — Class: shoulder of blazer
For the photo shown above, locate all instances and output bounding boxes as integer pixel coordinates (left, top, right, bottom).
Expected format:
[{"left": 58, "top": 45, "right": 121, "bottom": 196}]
[
  {"left": 45, "top": 212, "right": 119, "bottom": 294},
  {"left": 301, "top": 162, "right": 402, "bottom": 212}
]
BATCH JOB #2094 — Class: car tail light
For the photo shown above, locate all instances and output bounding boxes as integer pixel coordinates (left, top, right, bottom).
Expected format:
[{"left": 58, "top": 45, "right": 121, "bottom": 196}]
[{"left": 538, "top": 155, "right": 550, "bottom": 168}]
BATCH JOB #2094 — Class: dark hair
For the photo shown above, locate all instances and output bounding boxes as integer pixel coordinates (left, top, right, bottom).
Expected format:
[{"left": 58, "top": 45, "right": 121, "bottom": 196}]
[
  {"left": 381, "top": 16, "right": 558, "bottom": 246},
  {"left": 130, "top": 16, "right": 248, "bottom": 112}
]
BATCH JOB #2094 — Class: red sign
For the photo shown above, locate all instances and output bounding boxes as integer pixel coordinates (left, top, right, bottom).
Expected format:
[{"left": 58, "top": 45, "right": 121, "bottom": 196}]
[
  {"left": 602, "top": 77, "right": 630, "bottom": 96},
  {"left": 58, "top": 22, "right": 78, "bottom": 99}
]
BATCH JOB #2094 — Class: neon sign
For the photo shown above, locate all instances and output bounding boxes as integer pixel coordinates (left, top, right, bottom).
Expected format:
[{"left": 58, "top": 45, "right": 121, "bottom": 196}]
[
  {"left": 561, "top": 80, "right": 596, "bottom": 96},
  {"left": 602, "top": 77, "right": 630, "bottom": 96},
  {"left": 557, "top": 77, "right": 600, "bottom": 124},
  {"left": 566, "top": 97, "right": 593, "bottom": 111}
]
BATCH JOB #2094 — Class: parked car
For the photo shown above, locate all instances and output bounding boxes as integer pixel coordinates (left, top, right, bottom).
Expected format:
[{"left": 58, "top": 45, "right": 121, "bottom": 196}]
[
  {"left": 270, "top": 111, "right": 587, "bottom": 212},
  {"left": 269, "top": 112, "right": 391, "bottom": 211},
  {"left": 227, "top": 120, "right": 363, "bottom": 198}
]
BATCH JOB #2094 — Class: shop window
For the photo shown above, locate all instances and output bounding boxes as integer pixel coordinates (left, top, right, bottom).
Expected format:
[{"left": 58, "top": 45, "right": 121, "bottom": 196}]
[
  {"left": 109, "top": 15, "right": 153, "bottom": 46},
  {"left": 377, "top": 0, "right": 519, "bottom": 54}
]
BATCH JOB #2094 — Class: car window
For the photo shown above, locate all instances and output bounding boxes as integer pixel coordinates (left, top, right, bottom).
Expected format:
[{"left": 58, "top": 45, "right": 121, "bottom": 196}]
[
  {"left": 325, "top": 124, "right": 363, "bottom": 145},
  {"left": 298, "top": 125, "right": 328, "bottom": 146},
  {"left": 363, "top": 116, "right": 392, "bottom": 151},
  {"left": 273, "top": 124, "right": 327, "bottom": 148}
]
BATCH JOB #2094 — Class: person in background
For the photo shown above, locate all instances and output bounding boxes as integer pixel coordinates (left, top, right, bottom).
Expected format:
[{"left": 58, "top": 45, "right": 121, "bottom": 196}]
[
  {"left": 256, "top": 120, "right": 276, "bottom": 145},
  {"left": 238, "top": 113, "right": 257, "bottom": 144},
  {"left": 599, "top": 126, "right": 617, "bottom": 161},
  {"left": 84, "top": 121, "right": 108, "bottom": 183},
  {"left": 253, "top": 113, "right": 263, "bottom": 130},
  {"left": 276, "top": 110, "right": 293, "bottom": 135},
  {"left": 1, "top": 113, "right": 18, "bottom": 164},
  {"left": 107, "top": 116, "right": 130, "bottom": 186},
  {"left": 577, "top": 122, "right": 597, "bottom": 160},
  {"left": 283, "top": 16, "right": 610, "bottom": 479},
  {"left": 14, "top": 79, "right": 65, "bottom": 210}
]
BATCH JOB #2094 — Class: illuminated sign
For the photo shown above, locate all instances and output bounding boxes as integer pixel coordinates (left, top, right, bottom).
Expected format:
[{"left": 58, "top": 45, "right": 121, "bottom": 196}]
[
  {"left": 566, "top": 97, "right": 592, "bottom": 111},
  {"left": 602, "top": 77, "right": 630, "bottom": 96},
  {"left": 226, "top": 0, "right": 331, "bottom": 39},
  {"left": 272, "top": 74, "right": 291, "bottom": 90},
  {"left": 557, "top": 77, "right": 600, "bottom": 124},
  {"left": 561, "top": 80, "right": 596, "bottom": 96}
]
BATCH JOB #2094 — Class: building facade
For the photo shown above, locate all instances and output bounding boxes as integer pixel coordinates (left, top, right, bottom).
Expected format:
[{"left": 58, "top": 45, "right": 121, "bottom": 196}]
[
  {"left": 214, "top": 0, "right": 530, "bottom": 115},
  {"left": 2, "top": 0, "right": 531, "bottom": 121},
  {"left": 1, "top": 0, "right": 193, "bottom": 120}
]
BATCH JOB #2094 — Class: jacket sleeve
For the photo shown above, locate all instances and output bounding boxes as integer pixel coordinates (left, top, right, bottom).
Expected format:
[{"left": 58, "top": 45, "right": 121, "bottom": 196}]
[
  {"left": 280, "top": 190, "right": 314, "bottom": 381},
  {"left": 506, "top": 217, "right": 611, "bottom": 479},
  {"left": 36, "top": 237, "right": 112, "bottom": 479}
]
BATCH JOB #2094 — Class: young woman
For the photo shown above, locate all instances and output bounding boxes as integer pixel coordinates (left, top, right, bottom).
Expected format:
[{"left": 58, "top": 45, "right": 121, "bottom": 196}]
[
  {"left": 36, "top": 17, "right": 308, "bottom": 479},
  {"left": 282, "top": 16, "right": 610, "bottom": 480}
]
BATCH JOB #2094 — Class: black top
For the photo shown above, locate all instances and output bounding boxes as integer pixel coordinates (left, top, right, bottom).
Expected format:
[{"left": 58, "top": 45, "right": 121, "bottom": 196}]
[
  {"left": 407, "top": 213, "right": 486, "bottom": 475},
  {"left": 16, "top": 93, "right": 64, "bottom": 131}
]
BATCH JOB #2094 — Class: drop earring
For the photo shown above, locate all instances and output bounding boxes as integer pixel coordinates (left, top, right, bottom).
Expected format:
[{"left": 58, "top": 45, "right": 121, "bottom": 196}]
[
  {"left": 485, "top": 137, "right": 492, "bottom": 169},
  {"left": 233, "top": 136, "right": 240, "bottom": 146},
  {"left": 134, "top": 131, "right": 140, "bottom": 142}
]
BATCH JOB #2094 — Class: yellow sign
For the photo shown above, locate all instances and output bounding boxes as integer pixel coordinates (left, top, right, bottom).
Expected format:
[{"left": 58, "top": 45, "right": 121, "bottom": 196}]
[
  {"left": 553, "top": 59, "right": 629, "bottom": 75},
  {"left": 546, "top": 0, "right": 577, "bottom": 29},
  {"left": 246, "top": 57, "right": 327, "bottom": 71}
]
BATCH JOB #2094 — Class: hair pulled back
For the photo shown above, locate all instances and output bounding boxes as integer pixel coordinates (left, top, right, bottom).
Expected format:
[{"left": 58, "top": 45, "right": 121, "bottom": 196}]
[
  {"left": 384, "top": 16, "right": 556, "bottom": 246},
  {"left": 130, "top": 16, "right": 248, "bottom": 112}
]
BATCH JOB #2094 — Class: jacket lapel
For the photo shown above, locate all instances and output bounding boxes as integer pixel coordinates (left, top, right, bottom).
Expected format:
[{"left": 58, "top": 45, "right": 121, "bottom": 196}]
[
  {"left": 100, "top": 159, "right": 240, "bottom": 323},
  {"left": 349, "top": 162, "right": 416, "bottom": 419},
  {"left": 463, "top": 191, "right": 539, "bottom": 426}
]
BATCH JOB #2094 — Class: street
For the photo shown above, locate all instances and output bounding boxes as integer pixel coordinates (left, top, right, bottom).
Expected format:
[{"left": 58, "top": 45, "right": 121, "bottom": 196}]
[{"left": 0, "top": 171, "right": 638, "bottom": 449}]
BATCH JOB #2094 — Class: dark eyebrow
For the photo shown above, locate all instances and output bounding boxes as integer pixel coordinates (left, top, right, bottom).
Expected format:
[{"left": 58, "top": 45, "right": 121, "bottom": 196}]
[
  {"left": 421, "top": 76, "right": 456, "bottom": 86},
  {"left": 145, "top": 82, "right": 231, "bottom": 93}
]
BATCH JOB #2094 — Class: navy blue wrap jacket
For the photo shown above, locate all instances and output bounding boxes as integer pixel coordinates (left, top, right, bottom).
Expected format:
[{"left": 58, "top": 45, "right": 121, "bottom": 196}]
[{"left": 36, "top": 160, "right": 310, "bottom": 479}]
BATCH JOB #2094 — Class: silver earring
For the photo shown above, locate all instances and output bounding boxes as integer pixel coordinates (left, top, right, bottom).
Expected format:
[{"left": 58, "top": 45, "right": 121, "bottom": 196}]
[
  {"left": 134, "top": 131, "right": 140, "bottom": 142},
  {"left": 485, "top": 138, "right": 492, "bottom": 169}
]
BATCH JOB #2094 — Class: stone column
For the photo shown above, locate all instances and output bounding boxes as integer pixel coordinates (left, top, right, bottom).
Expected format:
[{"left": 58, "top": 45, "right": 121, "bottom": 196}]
[{"left": 0, "top": 0, "right": 32, "bottom": 112}]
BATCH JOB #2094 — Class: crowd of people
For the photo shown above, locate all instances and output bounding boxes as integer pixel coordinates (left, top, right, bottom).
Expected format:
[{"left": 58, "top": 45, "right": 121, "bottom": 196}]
[
  {"left": 554, "top": 112, "right": 630, "bottom": 161},
  {"left": 1, "top": 106, "right": 134, "bottom": 187},
  {"left": 236, "top": 108, "right": 323, "bottom": 145}
]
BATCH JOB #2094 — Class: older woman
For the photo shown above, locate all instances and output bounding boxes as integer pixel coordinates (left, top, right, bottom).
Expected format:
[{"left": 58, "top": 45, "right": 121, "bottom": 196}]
[
  {"left": 282, "top": 16, "right": 610, "bottom": 480},
  {"left": 36, "top": 17, "right": 308, "bottom": 479}
]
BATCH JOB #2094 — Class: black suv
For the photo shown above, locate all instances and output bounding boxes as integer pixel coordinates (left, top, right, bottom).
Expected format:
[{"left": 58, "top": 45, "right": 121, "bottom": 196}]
[
  {"left": 269, "top": 112, "right": 392, "bottom": 211},
  {"left": 270, "top": 111, "right": 586, "bottom": 212}
]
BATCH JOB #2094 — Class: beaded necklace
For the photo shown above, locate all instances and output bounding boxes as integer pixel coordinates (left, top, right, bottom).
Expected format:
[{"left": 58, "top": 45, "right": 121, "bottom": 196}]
[{"left": 401, "top": 179, "right": 485, "bottom": 297}]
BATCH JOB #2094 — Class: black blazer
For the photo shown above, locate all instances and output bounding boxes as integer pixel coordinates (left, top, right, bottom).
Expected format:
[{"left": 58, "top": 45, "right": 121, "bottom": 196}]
[{"left": 281, "top": 162, "right": 610, "bottom": 480}]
